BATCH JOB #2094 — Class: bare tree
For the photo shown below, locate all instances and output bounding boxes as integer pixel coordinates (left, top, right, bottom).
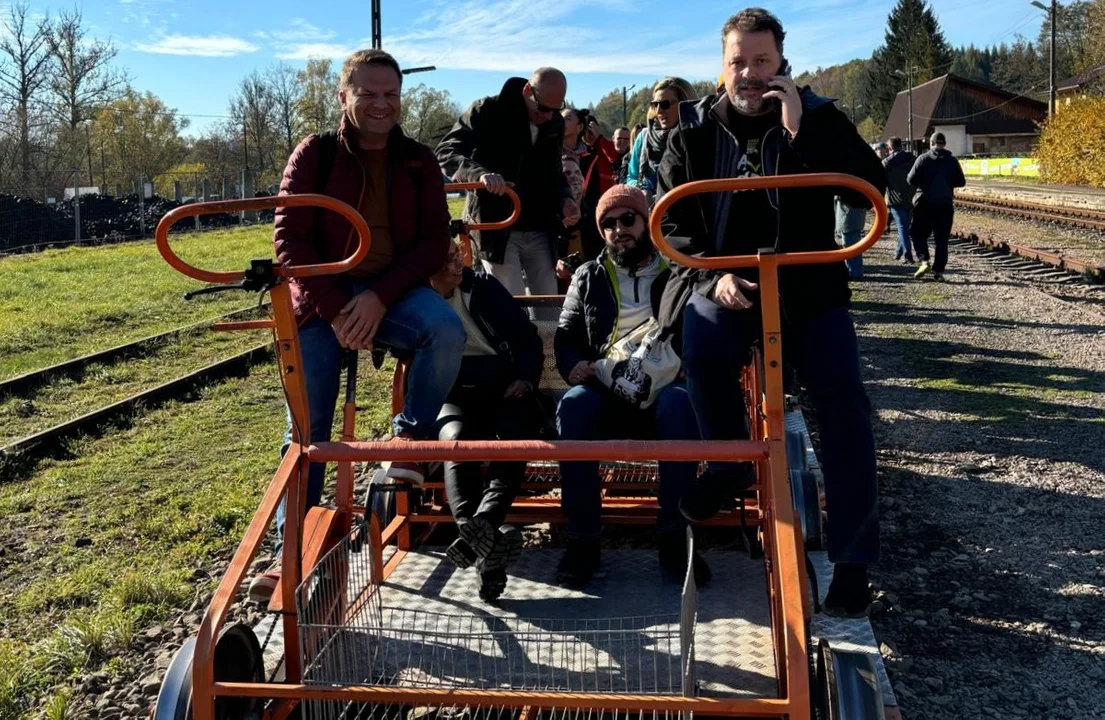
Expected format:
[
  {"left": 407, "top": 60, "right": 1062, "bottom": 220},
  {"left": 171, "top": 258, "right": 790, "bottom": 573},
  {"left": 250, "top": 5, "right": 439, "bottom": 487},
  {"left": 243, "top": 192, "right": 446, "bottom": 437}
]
[
  {"left": 230, "top": 70, "right": 277, "bottom": 177},
  {"left": 48, "top": 7, "right": 126, "bottom": 129},
  {"left": 0, "top": 2, "right": 54, "bottom": 184},
  {"left": 267, "top": 62, "right": 302, "bottom": 160}
]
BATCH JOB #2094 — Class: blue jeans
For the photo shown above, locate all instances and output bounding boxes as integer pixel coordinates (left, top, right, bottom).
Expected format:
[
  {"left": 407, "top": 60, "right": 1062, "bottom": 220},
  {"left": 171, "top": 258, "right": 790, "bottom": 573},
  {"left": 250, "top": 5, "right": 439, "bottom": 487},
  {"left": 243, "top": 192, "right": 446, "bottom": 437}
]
[
  {"left": 556, "top": 382, "right": 700, "bottom": 539},
  {"left": 841, "top": 230, "right": 864, "bottom": 278},
  {"left": 275, "top": 285, "right": 466, "bottom": 546},
  {"left": 889, "top": 204, "right": 913, "bottom": 261},
  {"left": 681, "top": 293, "right": 879, "bottom": 565}
]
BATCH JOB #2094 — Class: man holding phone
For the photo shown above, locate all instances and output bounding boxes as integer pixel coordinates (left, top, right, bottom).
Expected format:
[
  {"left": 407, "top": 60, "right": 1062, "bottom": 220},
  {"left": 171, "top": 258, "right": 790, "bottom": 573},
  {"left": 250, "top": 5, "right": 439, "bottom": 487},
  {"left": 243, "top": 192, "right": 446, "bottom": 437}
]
[{"left": 657, "top": 7, "right": 886, "bottom": 618}]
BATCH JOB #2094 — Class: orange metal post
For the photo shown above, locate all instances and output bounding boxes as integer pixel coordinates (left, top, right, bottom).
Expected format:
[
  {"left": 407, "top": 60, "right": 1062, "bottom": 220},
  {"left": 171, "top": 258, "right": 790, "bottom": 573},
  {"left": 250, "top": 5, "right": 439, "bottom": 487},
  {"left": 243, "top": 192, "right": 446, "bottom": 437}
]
[
  {"left": 444, "top": 182, "right": 521, "bottom": 267},
  {"left": 154, "top": 193, "right": 370, "bottom": 720}
]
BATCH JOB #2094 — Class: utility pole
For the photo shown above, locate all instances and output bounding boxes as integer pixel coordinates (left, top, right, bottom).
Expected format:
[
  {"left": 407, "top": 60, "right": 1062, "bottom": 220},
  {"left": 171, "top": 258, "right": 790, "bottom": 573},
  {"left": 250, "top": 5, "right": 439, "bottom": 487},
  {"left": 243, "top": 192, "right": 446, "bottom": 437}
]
[
  {"left": 1032, "top": 0, "right": 1058, "bottom": 116},
  {"left": 371, "top": 0, "right": 382, "bottom": 49},
  {"left": 907, "top": 64, "right": 914, "bottom": 150},
  {"left": 621, "top": 84, "right": 636, "bottom": 126}
]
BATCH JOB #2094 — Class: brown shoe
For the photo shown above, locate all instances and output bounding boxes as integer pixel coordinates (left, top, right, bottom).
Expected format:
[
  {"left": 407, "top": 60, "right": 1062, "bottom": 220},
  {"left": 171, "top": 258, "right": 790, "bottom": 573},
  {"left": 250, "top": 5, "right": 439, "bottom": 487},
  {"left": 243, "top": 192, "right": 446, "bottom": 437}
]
[{"left": 383, "top": 434, "right": 425, "bottom": 486}]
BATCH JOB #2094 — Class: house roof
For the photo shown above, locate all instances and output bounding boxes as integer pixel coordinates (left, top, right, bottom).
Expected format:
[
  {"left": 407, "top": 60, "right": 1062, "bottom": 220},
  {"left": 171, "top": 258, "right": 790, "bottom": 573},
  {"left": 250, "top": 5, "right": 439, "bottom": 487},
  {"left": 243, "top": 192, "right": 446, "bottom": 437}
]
[
  {"left": 1056, "top": 65, "right": 1105, "bottom": 93},
  {"left": 882, "top": 73, "right": 1047, "bottom": 141}
]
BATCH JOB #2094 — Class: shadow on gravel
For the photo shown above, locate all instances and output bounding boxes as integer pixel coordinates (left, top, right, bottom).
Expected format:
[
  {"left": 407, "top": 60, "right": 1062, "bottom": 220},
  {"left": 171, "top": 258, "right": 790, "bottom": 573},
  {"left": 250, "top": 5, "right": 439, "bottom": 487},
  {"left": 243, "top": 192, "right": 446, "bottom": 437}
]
[
  {"left": 853, "top": 301, "right": 1105, "bottom": 474},
  {"left": 871, "top": 463, "right": 1105, "bottom": 717},
  {"left": 855, "top": 301, "right": 1105, "bottom": 336}
]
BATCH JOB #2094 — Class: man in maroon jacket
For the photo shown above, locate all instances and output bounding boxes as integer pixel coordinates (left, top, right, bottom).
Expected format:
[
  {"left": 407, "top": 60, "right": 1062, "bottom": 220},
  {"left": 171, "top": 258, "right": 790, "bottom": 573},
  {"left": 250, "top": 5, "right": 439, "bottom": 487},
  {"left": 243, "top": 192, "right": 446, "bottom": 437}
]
[{"left": 250, "top": 49, "right": 465, "bottom": 603}]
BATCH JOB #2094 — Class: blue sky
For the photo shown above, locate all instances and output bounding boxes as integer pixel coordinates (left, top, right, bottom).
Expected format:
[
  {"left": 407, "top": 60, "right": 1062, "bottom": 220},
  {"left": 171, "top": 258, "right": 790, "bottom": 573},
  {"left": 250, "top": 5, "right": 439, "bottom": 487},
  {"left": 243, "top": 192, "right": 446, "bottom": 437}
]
[{"left": 29, "top": 0, "right": 1046, "bottom": 136}]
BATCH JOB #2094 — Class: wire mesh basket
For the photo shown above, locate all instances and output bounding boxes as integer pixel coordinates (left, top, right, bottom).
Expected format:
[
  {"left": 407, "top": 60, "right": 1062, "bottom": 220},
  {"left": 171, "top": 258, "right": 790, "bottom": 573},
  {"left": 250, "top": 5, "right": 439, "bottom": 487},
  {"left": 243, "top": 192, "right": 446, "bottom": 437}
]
[{"left": 297, "top": 524, "right": 699, "bottom": 720}]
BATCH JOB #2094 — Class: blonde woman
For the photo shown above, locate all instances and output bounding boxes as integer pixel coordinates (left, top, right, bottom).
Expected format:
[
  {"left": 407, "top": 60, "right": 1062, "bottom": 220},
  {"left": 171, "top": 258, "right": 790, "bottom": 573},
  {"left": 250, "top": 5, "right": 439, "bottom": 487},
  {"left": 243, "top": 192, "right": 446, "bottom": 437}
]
[{"left": 626, "top": 77, "right": 696, "bottom": 196}]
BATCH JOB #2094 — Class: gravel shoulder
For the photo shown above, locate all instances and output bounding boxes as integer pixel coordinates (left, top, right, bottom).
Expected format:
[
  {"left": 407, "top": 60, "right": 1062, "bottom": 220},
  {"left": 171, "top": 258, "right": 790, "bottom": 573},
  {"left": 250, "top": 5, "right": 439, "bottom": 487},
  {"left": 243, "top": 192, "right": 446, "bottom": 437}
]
[{"left": 854, "top": 240, "right": 1105, "bottom": 718}]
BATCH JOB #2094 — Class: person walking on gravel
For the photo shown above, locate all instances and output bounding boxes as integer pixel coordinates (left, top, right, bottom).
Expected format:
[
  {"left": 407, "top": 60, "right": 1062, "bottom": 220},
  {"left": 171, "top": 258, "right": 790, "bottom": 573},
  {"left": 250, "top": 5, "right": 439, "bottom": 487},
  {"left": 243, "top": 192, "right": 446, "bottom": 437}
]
[
  {"left": 908, "top": 132, "right": 966, "bottom": 281},
  {"left": 249, "top": 49, "right": 465, "bottom": 603},
  {"left": 436, "top": 68, "right": 581, "bottom": 298},
  {"left": 656, "top": 7, "right": 886, "bottom": 618},
  {"left": 883, "top": 136, "right": 916, "bottom": 264}
]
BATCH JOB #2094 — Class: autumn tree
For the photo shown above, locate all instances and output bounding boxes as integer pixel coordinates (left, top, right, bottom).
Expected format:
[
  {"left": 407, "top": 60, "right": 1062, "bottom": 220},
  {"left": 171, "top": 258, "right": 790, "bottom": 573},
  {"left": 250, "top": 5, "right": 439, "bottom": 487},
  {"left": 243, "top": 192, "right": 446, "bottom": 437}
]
[
  {"left": 400, "top": 83, "right": 460, "bottom": 145},
  {"left": 296, "top": 58, "right": 340, "bottom": 136},
  {"left": 89, "top": 89, "right": 188, "bottom": 185}
]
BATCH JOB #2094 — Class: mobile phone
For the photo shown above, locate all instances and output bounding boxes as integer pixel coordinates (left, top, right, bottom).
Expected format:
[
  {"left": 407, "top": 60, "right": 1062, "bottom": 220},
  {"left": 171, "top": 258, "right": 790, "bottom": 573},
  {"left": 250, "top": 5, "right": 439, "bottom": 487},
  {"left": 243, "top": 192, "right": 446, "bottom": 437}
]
[{"left": 778, "top": 57, "right": 792, "bottom": 76}]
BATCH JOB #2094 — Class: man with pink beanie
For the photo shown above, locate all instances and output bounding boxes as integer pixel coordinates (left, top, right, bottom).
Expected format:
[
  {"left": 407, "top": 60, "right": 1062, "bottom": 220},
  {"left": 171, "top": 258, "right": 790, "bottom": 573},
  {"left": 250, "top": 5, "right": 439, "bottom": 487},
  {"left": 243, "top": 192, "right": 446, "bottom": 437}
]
[{"left": 553, "top": 184, "right": 708, "bottom": 587}]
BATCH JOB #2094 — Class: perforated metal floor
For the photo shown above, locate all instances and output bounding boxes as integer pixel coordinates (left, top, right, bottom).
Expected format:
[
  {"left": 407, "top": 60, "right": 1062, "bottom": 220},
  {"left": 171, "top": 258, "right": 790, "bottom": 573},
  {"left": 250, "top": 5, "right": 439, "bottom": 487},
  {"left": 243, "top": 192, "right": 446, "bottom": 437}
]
[{"left": 376, "top": 548, "right": 779, "bottom": 698}]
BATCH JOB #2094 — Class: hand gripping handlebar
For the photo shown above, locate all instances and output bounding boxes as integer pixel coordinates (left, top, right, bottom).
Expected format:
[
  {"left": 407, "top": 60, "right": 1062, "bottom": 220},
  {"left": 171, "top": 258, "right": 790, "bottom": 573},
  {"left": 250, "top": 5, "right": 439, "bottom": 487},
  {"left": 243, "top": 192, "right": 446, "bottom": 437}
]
[
  {"left": 154, "top": 194, "right": 371, "bottom": 284},
  {"left": 648, "top": 173, "right": 888, "bottom": 269},
  {"left": 444, "top": 182, "right": 522, "bottom": 231}
]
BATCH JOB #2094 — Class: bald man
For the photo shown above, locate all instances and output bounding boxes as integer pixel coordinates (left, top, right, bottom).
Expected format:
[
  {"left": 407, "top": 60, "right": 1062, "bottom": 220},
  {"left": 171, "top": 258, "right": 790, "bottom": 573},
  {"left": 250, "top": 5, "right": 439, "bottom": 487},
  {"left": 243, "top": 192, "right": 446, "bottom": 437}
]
[{"left": 437, "top": 68, "right": 581, "bottom": 299}]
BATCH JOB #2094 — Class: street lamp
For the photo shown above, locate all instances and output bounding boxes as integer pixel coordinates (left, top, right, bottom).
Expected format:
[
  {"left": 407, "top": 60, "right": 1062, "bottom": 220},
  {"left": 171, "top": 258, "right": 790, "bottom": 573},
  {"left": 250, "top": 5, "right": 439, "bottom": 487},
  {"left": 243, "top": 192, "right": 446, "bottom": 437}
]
[
  {"left": 622, "top": 84, "right": 636, "bottom": 126},
  {"left": 1031, "top": 0, "right": 1057, "bottom": 116}
]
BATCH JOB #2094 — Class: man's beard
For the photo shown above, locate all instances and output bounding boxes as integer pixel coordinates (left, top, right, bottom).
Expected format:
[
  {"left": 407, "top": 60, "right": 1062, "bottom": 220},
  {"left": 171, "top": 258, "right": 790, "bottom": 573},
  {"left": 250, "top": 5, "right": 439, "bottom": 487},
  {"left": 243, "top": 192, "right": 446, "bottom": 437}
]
[
  {"left": 729, "top": 78, "right": 772, "bottom": 116},
  {"left": 609, "top": 233, "right": 653, "bottom": 268}
]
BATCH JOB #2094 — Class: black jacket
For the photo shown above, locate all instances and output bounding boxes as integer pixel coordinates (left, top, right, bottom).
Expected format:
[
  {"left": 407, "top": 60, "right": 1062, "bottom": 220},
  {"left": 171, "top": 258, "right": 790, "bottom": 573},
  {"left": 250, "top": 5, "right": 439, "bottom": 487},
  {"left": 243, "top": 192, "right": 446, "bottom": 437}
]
[
  {"left": 907, "top": 147, "right": 966, "bottom": 205},
  {"left": 883, "top": 150, "right": 917, "bottom": 207},
  {"left": 459, "top": 267, "right": 544, "bottom": 388},
  {"left": 656, "top": 91, "right": 887, "bottom": 329},
  {"left": 554, "top": 250, "right": 669, "bottom": 383},
  {"left": 435, "top": 77, "right": 572, "bottom": 264}
]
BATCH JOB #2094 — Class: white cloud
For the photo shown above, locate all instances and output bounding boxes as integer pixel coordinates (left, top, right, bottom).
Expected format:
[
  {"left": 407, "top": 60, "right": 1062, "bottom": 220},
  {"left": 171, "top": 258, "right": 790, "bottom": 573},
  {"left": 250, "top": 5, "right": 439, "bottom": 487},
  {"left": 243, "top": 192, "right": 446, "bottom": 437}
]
[
  {"left": 382, "top": 0, "right": 719, "bottom": 77},
  {"left": 271, "top": 18, "right": 336, "bottom": 42},
  {"left": 134, "top": 34, "right": 259, "bottom": 57},
  {"left": 275, "top": 42, "right": 360, "bottom": 60}
]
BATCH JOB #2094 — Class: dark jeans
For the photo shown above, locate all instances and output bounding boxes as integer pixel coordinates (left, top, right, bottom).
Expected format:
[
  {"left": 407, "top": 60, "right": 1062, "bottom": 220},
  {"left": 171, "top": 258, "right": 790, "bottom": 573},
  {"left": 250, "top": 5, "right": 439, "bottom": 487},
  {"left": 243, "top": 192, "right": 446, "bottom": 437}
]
[
  {"left": 437, "top": 355, "right": 541, "bottom": 528},
  {"left": 889, "top": 204, "right": 913, "bottom": 261},
  {"left": 911, "top": 201, "right": 954, "bottom": 273},
  {"left": 556, "top": 382, "right": 700, "bottom": 539},
  {"left": 681, "top": 292, "right": 879, "bottom": 565}
]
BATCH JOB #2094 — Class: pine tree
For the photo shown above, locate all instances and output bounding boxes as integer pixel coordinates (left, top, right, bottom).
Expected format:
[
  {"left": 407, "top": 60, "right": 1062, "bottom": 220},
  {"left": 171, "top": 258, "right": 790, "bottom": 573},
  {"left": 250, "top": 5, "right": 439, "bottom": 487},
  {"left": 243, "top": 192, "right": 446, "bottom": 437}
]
[{"left": 863, "top": 0, "right": 954, "bottom": 125}]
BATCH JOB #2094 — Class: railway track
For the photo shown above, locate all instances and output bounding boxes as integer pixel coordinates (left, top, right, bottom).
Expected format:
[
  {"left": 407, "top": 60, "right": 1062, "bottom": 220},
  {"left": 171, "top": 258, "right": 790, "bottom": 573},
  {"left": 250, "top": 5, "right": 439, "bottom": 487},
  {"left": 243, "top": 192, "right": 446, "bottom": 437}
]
[
  {"left": 955, "top": 195, "right": 1105, "bottom": 232},
  {"left": 950, "top": 231, "right": 1104, "bottom": 282},
  {"left": 0, "top": 308, "right": 274, "bottom": 474},
  {"left": 0, "top": 306, "right": 267, "bottom": 399}
]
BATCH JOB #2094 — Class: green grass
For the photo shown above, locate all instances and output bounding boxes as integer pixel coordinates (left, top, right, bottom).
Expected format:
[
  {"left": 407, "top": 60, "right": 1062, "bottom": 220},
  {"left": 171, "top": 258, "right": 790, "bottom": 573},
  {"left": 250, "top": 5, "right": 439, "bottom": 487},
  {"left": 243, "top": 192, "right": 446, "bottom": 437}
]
[
  {"left": 1, "top": 199, "right": 467, "bottom": 383},
  {"left": 0, "top": 357, "right": 394, "bottom": 715},
  {"left": 0, "top": 226, "right": 273, "bottom": 381}
]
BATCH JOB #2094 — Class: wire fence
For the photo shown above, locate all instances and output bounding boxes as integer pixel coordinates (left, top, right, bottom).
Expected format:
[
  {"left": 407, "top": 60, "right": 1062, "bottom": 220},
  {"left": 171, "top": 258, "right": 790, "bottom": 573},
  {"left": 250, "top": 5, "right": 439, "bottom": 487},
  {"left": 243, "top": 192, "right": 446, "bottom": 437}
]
[{"left": 0, "top": 169, "right": 278, "bottom": 255}]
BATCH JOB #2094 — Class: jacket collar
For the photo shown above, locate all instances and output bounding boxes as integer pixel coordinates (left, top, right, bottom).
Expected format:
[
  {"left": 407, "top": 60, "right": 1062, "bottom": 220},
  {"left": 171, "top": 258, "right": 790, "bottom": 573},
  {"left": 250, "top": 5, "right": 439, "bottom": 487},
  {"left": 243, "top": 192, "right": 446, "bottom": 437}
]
[{"left": 337, "top": 114, "right": 410, "bottom": 159}]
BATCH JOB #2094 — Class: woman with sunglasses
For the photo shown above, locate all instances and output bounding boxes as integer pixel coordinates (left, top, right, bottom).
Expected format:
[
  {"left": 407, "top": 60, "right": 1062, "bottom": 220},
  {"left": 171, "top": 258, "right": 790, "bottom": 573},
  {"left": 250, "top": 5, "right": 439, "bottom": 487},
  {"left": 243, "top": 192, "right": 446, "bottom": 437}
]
[
  {"left": 557, "top": 109, "right": 622, "bottom": 277},
  {"left": 627, "top": 77, "right": 697, "bottom": 197}
]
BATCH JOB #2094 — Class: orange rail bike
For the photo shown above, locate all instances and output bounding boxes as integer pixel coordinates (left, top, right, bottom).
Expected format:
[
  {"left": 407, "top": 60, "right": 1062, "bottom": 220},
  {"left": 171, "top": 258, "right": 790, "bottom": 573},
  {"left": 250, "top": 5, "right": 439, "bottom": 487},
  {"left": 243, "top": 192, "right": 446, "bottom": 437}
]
[
  {"left": 152, "top": 174, "right": 890, "bottom": 720},
  {"left": 444, "top": 182, "right": 521, "bottom": 267}
]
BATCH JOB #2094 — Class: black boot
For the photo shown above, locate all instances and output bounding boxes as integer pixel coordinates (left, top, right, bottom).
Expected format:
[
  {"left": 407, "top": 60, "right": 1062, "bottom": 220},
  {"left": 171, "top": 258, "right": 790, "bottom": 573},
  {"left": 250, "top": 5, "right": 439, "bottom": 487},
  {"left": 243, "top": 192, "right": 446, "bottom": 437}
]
[
  {"left": 679, "top": 465, "right": 756, "bottom": 522},
  {"left": 823, "top": 563, "right": 871, "bottom": 618},
  {"left": 557, "top": 538, "right": 601, "bottom": 585}
]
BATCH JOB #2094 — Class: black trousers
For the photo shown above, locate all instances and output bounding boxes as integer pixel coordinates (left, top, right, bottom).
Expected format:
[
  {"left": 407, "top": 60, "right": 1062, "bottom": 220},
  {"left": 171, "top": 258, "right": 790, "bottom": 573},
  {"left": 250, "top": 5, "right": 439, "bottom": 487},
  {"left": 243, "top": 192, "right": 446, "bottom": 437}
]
[
  {"left": 436, "top": 355, "right": 542, "bottom": 528},
  {"left": 910, "top": 201, "right": 954, "bottom": 273}
]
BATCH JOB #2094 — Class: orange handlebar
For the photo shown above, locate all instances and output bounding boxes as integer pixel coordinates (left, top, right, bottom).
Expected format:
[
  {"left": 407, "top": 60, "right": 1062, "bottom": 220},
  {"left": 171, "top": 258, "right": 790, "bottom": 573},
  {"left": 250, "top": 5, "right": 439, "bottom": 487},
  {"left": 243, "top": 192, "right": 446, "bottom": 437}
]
[
  {"left": 648, "top": 173, "right": 888, "bottom": 269},
  {"left": 445, "top": 182, "right": 522, "bottom": 231},
  {"left": 154, "top": 194, "right": 371, "bottom": 284}
]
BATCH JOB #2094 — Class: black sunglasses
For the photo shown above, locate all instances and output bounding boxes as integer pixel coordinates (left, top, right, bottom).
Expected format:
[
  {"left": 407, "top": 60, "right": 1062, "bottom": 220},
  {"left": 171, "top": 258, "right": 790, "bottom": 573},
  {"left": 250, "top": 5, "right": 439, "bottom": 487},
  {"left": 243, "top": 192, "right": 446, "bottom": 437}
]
[
  {"left": 649, "top": 99, "right": 674, "bottom": 111},
  {"left": 531, "top": 85, "right": 564, "bottom": 114},
  {"left": 600, "top": 210, "right": 640, "bottom": 231}
]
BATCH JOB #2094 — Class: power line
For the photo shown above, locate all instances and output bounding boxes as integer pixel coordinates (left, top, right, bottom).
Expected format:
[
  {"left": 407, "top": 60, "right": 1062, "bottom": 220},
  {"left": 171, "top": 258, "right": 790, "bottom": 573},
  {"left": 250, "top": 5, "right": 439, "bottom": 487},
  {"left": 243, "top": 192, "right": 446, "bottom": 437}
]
[{"left": 911, "top": 79, "right": 1050, "bottom": 123}]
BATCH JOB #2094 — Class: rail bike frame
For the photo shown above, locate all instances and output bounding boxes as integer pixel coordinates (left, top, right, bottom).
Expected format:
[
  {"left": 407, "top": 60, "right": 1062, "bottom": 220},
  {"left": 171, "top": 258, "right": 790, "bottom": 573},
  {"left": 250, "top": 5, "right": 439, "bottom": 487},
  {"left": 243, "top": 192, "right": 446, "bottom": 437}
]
[
  {"left": 444, "top": 182, "right": 521, "bottom": 267},
  {"left": 153, "top": 172, "right": 886, "bottom": 720}
]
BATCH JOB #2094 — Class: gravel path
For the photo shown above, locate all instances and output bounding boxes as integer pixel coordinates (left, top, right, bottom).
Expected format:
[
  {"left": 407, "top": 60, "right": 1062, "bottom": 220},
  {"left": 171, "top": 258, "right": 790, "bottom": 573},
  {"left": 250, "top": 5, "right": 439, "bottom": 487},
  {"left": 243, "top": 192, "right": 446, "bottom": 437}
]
[{"left": 856, "top": 240, "right": 1105, "bottom": 718}]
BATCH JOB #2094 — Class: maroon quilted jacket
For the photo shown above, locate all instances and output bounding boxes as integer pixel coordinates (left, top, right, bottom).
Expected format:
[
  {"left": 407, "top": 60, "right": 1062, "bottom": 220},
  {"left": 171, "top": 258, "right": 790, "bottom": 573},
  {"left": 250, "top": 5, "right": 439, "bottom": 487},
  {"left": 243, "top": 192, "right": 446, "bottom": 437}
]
[{"left": 273, "top": 116, "right": 451, "bottom": 323}]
